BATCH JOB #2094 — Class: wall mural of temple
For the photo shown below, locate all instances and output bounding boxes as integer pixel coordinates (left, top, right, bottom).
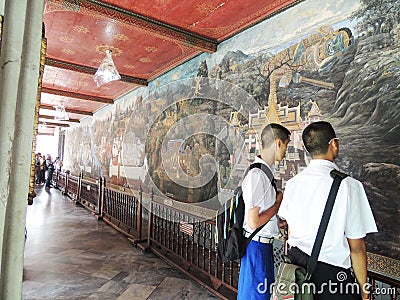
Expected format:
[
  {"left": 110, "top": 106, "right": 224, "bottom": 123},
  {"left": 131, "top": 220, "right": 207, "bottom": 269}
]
[{"left": 64, "top": 0, "right": 399, "bottom": 261}]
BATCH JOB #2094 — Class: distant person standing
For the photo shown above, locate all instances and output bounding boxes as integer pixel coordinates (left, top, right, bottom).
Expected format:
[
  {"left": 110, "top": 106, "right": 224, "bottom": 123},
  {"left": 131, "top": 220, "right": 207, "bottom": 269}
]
[
  {"left": 40, "top": 154, "right": 46, "bottom": 184},
  {"left": 34, "top": 153, "right": 41, "bottom": 184},
  {"left": 45, "top": 155, "right": 58, "bottom": 188}
]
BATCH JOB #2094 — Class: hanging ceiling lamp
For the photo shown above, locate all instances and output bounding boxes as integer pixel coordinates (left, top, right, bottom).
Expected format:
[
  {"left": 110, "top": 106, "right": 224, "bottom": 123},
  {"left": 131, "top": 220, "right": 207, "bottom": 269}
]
[{"left": 93, "top": 49, "right": 121, "bottom": 87}]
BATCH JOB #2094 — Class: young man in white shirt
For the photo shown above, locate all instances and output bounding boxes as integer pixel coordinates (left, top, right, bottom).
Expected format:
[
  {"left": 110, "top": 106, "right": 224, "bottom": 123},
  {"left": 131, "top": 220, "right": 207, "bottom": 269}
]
[
  {"left": 278, "top": 121, "right": 377, "bottom": 300},
  {"left": 238, "top": 123, "right": 291, "bottom": 300}
]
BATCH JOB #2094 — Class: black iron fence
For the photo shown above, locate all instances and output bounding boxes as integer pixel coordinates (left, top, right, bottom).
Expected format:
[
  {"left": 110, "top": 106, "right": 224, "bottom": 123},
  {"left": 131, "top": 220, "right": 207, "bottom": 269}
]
[{"left": 52, "top": 172, "right": 400, "bottom": 300}]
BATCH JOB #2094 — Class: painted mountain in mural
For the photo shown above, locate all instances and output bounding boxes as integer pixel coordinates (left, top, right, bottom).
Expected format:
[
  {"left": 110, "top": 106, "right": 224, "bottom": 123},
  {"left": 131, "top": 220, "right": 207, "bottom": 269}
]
[{"left": 328, "top": 33, "right": 400, "bottom": 259}]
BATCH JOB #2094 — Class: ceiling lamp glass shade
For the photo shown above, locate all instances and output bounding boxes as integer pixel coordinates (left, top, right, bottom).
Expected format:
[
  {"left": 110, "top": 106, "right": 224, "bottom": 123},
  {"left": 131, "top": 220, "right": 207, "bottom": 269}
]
[
  {"left": 54, "top": 104, "right": 69, "bottom": 121},
  {"left": 93, "top": 49, "right": 121, "bottom": 87}
]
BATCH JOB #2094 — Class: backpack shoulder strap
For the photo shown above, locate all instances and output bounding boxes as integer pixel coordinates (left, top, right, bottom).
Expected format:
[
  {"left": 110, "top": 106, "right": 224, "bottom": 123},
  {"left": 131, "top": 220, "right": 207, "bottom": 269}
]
[
  {"left": 242, "top": 162, "right": 278, "bottom": 246},
  {"left": 244, "top": 162, "right": 277, "bottom": 193}
]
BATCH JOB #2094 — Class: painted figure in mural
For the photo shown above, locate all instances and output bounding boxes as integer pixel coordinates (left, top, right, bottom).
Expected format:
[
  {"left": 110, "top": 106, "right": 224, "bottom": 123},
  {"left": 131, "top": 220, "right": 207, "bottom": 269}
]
[
  {"left": 263, "top": 25, "right": 353, "bottom": 107},
  {"left": 238, "top": 123, "right": 290, "bottom": 300},
  {"left": 194, "top": 60, "right": 209, "bottom": 96},
  {"left": 191, "top": 142, "right": 200, "bottom": 175},
  {"left": 278, "top": 121, "right": 377, "bottom": 300},
  {"left": 293, "top": 26, "right": 353, "bottom": 72}
]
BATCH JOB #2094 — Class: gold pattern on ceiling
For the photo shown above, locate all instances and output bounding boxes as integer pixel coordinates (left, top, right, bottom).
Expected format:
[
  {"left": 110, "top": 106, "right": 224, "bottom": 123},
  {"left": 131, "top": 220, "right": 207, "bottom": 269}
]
[
  {"left": 72, "top": 25, "right": 90, "bottom": 34},
  {"left": 113, "top": 33, "right": 129, "bottom": 41},
  {"left": 144, "top": 46, "right": 158, "bottom": 53},
  {"left": 91, "top": 58, "right": 103, "bottom": 64},
  {"left": 61, "top": 49, "right": 76, "bottom": 55},
  {"left": 59, "top": 36, "right": 74, "bottom": 43},
  {"left": 139, "top": 58, "right": 151, "bottom": 63},
  {"left": 196, "top": 3, "right": 215, "bottom": 15},
  {"left": 74, "top": 81, "right": 89, "bottom": 87},
  {"left": 95, "top": 45, "right": 123, "bottom": 56}
]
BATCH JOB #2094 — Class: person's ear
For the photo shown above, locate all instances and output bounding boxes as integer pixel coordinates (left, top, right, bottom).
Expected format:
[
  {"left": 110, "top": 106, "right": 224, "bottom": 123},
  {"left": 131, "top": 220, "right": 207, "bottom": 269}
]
[
  {"left": 331, "top": 139, "right": 339, "bottom": 150},
  {"left": 276, "top": 139, "right": 282, "bottom": 148}
]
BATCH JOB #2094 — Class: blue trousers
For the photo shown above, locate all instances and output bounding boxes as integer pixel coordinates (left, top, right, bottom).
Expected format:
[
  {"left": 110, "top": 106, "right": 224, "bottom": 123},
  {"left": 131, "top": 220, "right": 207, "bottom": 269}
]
[{"left": 237, "top": 241, "right": 274, "bottom": 300}]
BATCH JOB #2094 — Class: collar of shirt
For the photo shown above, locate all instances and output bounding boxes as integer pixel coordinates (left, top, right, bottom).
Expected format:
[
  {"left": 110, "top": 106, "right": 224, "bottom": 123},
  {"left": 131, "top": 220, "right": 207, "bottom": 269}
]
[
  {"left": 309, "top": 159, "right": 339, "bottom": 170},
  {"left": 254, "top": 155, "right": 276, "bottom": 176}
]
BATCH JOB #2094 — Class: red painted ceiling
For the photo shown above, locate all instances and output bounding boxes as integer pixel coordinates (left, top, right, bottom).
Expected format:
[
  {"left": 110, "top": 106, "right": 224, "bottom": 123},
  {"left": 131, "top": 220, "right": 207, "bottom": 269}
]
[{"left": 39, "top": 0, "right": 300, "bottom": 135}]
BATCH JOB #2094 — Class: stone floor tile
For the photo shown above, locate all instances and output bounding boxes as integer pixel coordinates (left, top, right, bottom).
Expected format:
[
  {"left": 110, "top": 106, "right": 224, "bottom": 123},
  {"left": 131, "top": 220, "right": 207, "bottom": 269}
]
[{"left": 22, "top": 186, "right": 217, "bottom": 300}]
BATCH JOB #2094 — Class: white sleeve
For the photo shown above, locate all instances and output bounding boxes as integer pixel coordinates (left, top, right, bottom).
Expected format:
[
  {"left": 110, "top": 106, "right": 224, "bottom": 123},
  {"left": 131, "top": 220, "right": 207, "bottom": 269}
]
[
  {"left": 242, "top": 169, "right": 272, "bottom": 209},
  {"left": 277, "top": 180, "right": 291, "bottom": 220},
  {"left": 345, "top": 179, "right": 378, "bottom": 239}
]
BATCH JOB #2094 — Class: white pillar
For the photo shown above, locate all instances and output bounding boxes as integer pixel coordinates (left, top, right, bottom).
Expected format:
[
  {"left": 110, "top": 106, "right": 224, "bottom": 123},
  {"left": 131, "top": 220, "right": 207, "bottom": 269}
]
[
  {"left": 0, "top": 0, "right": 44, "bottom": 298},
  {"left": 0, "top": 0, "right": 4, "bottom": 15},
  {"left": 0, "top": 0, "right": 28, "bottom": 273}
]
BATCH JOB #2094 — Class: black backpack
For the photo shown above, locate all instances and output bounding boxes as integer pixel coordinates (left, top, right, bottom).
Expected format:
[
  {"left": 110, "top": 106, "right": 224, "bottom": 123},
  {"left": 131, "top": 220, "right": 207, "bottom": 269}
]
[{"left": 215, "top": 163, "right": 277, "bottom": 263}]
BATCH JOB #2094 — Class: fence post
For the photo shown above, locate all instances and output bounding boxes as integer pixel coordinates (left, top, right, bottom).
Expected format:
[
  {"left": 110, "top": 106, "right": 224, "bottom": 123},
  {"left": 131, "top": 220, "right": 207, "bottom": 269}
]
[
  {"left": 129, "top": 185, "right": 148, "bottom": 246},
  {"left": 137, "top": 187, "right": 152, "bottom": 253},
  {"left": 94, "top": 176, "right": 103, "bottom": 220},
  {"left": 64, "top": 172, "right": 69, "bottom": 195},
  {"left": 75, "top": 172, "right": 81, "bottom": 203},
  {"left": 147, "top": 188, "right": 153, "bottom": 249},
  {"left": 53, "top": 170, "right": 58, "bottom": 189},
  {"left": 137, "top": 186, "right": 143, "bottom": 238}
]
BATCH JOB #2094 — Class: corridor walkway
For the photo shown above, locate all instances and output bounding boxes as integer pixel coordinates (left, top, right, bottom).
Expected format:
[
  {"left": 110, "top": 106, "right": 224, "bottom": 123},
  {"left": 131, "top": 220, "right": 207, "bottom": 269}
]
[{"left": 22, "top": 186, "right": 217, "bottom": 300}]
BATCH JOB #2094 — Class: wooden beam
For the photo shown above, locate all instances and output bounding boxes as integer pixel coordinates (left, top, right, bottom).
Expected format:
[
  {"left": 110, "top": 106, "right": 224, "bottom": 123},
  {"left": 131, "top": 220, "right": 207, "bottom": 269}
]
[
  {"left": 45, "top": 57, "right": 148, "bottom": 86},
  {"left": 37, "top": 132, "right": 54, "bottom": 136},
  {"left": 42, "top": 87, "right": 113, "bottom": 104},
  {"left": 39, "top": 104, "right": 93, "bottom": 116},
  {"left": 39, "top": 121, "right": 70, "bottom": 127},
  {"left": 39, "top": 114, "right": 80, "bottom": 123},
  {"left": 61, "top": 0, "right": 218, "bottom": 52}
]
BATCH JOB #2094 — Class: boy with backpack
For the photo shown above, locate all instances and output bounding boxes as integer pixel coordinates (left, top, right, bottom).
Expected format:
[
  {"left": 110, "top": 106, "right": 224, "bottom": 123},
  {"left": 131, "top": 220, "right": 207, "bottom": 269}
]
[{"left": 238, "top": 123, "right": 291, "bottom": 299}]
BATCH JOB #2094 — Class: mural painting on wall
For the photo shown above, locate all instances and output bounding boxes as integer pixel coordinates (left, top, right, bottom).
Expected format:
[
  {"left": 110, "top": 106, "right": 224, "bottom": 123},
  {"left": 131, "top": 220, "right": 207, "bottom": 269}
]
[{"left": 63, "top": 0, "right": 399, "bottom": 260}]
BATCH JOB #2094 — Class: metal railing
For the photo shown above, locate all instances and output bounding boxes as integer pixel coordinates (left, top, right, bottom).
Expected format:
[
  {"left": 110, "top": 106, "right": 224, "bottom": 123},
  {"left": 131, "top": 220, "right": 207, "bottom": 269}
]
[
  {"left": 79, "top": 175, "right": 101, "bottom": 215},
  {"left": 145, "top": 194, "right": 239, "bottom": 299},
  {"left": 102, "top": 182, "right": 143, "bottom": 241},
  {"left": 53, "top": 171, "right": 400, "bottom": 300}
]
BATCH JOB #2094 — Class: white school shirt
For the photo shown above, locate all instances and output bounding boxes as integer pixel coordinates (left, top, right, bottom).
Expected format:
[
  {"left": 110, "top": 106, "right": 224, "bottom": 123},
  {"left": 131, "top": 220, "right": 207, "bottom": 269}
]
[
  {"left": 242, "top": 156, "right": 280, "bottom": 238},
  {"left": 278, "top": 159, "right": 377, "bottom": 268}
]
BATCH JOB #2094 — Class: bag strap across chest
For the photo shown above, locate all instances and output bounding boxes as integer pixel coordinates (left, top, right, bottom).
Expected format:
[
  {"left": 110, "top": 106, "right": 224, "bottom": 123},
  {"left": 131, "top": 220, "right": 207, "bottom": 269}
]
[
  {"left": 306, "top": 169, "right": 348, "bottom": 279},
  {"left": 243, "top": 162, "right": 277, "bottom": 194}
]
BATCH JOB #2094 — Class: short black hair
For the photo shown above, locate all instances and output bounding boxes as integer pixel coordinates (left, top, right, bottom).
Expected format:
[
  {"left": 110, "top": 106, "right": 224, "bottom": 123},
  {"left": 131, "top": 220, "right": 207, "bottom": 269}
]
[
  {"left": 261, "top": 123, "right": 291, "bottom": 148},
  {"left": 302, "top": 121, "right": 336, "bottom": 156}
]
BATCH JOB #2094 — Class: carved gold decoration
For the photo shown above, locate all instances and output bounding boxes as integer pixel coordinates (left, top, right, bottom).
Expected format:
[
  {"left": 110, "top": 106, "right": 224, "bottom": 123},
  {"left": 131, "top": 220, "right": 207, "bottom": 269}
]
[
  {"left": 0, "top": 15, "right": 3, "bottom": 50},
  {"left": 95, "top": 45, "right": 123, "bottom": 56},
  {"left": 367, "top": 252, "right": 400, "bottom": 281},
  {"left": 29, "top": 37, "right": 47, "bottom": 204}
]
